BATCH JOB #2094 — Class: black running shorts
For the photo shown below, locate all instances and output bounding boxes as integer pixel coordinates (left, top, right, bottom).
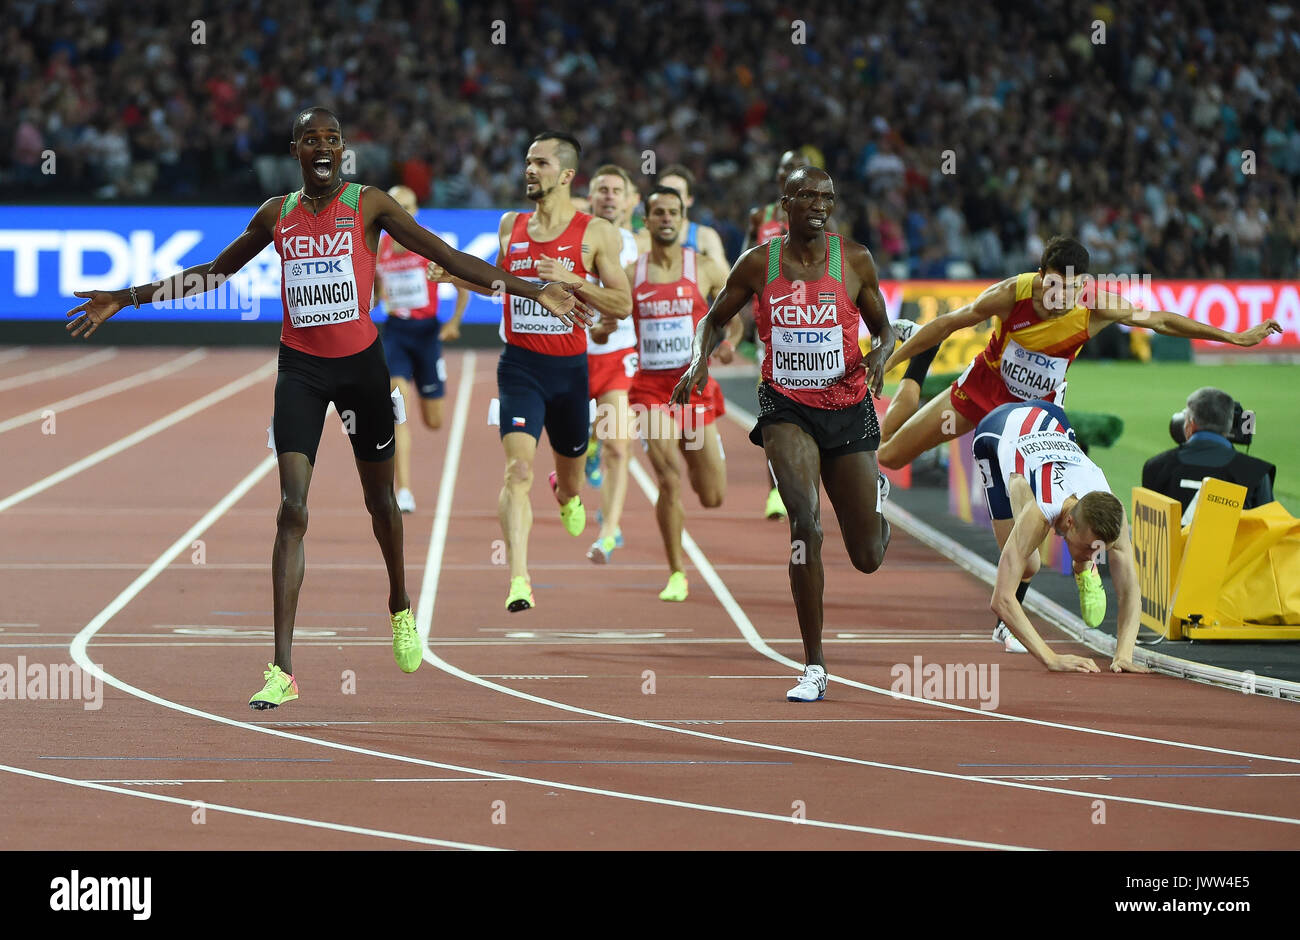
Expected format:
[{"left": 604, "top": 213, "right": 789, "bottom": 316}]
[
  {"left": 749, "top": 381, "right": 881, "bottom": 458},
  {"left": 273, "top": 337, "right": 395, "bottom": 465},
  {"left": 496, "top": 343, "right": 590, "bottom": 458}
]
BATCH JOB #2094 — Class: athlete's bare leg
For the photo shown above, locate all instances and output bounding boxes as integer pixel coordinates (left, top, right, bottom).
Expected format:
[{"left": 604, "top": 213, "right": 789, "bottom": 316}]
[
  {"left": 763, "top": 422, "right": 826, "bottom": 668},
  {"left": 355, "top": 455, "right": 411, "bottom": 616},
  {"left": 877, "top": 391, "right": 975, "bottom": 471},
  {"left": 271, "top": 452, "right": 314, "bottom": 676},
  {"left": 596, "top": 388, "right": 630, "bottom": 542},
  {"left": 499, "top": 431, "right": 537, "bottom": 580},
  {"left": 820, "top": 449, "right": 889, "bottom": 574},
  {"left": 390, "top": 376, "right": 415, "bottom": 493},
  {"left": 642, "top": 411, "right": 687, "bottom": 575},
  {"left": 420, "top": 396, "right": 444, "bottom": 431},
  {"left": 681, "top": 420, "right": 726, "bottom": 509},
  {"left": 552, "top": 452, "right": 585, "bottom": 505},
  {"left": 880, "top": 377, "right": 921, "bottom": 442}
]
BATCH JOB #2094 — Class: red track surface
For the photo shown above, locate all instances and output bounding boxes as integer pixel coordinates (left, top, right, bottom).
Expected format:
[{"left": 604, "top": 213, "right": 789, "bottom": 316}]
[{"left": 3, "top": 346, "right": 1299, "bottom": 850}]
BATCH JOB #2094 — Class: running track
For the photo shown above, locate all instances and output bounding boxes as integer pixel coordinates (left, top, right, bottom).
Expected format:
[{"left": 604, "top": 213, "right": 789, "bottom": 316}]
[{"left": 2, "top": 346, "right": 1298, "bottom": 850}]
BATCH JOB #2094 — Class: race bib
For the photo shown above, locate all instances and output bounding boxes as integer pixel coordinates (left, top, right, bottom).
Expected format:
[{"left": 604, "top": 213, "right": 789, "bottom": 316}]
[
  {"left": 508, "top": 278, "right": 570, "bottom": 334},
  {"left": 284, "top": 254, "right": 359, "bottom": 329},
  {"left": 637, "top": 315, "right": 695, "bottom": 370},
  {"left": 770, "top": 324, "right": 845, "bottom": 390},
  {"left": 1015, "top": 429, "right": 1086, "bottom": 468},
  {"left": 382, "top": 265, "right": 429, "bottom": 312},
  {"left": 1000, "top": 338, "right": 1068, "bottom": 400}
]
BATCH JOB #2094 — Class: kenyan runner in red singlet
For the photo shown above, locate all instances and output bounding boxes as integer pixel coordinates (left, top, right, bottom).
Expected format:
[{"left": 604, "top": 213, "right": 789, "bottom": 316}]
[
  {"left": 626, "top": 186, "right": 737, "bottom": 602},
  {"left": 673, "top": 166, "right": 895, "bottom": 703},
  {"left": 66, "top": 107, "right": 585, "bottom": 708},
  {"left": 742, "top": 146, "right": 835, "bottom": 522}
]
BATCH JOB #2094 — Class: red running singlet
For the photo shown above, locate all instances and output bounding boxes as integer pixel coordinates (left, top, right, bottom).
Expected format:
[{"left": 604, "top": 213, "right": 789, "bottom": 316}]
[{"left": 274, "top": 183, "right": 378, "bottom": 358}]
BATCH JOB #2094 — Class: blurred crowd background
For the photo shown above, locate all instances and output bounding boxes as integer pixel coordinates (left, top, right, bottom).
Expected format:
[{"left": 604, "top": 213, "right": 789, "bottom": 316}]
[{"left": 5, "top": 0, "right": 1299, "bottom": 279}]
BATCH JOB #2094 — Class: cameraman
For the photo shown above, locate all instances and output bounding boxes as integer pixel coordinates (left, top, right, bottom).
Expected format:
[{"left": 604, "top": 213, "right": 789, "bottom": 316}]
[{"left": 1143, "top": 387, "right": 1276, "bottom": 524}]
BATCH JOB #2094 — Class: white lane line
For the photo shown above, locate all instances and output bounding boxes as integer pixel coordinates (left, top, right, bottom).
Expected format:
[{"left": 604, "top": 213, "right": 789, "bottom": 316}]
[
  {"left": 701, "top": 411, "right": 1300, "bottom": 763},
  {"left": 0, "top": 357, "right": 275, "bottom": 514},
  {"left": 404, "top": 353, "right": 1031, "bottom": 850},
  {"left": 407, "top": 454, "right": 1300, "bottom": 829},
  {"left": 0, "top": 347, "right": 31, "bottom": 366},
  {"left": 0, "top": 349, "right": 207, "bottom": 434},
  {"left": 0, "top": 762, "right": 499, "bottom": 850},
  {"left": 0, "top": 348, "right": 117, "bottom": 393},
  {"left": 55, "top": 365, "right": 1024, "bottom": 851}
]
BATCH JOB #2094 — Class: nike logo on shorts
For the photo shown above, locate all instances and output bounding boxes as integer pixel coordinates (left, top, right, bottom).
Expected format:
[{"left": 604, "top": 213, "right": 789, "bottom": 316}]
[{"left": 376, "top": 434, "right": 395, "bottom": 449}]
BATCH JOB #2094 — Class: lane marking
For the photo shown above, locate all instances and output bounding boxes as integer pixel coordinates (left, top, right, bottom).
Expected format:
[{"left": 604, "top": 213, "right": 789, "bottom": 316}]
[
  {"left": 0, "top": 357, "right": 276, "bottom": 514},
  {"left": 83, "top": 778, "right": 486, "bottom": 785},
  {"left": 413, "top": 356, "right": 1300, "bottom": 836},
  {"left": 634, "top": 431, "right": 1300, "bottom": 764},
  {"left": 0, "top": 347, "right": 32, "bottom": 366},
  {"left": 54, "top": 361, "right": 1026, "bottom": 851},
  {"left": 0, "top": 762, "right": 500, "bottom": 850},
  {"left": 0, "top": 348, "right": 117, "bottom": 393},
  {"left": 0, "top": 349, "right": 207, "bottom": 434}
]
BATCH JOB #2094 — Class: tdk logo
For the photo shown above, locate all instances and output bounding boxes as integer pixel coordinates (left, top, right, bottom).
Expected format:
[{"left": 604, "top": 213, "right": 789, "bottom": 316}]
[
  {"left": 780, "top": 330, "right": 834, "bottom": 343},
  {"left": 291, "top": 260, "right": 343, "bottom": 276}
]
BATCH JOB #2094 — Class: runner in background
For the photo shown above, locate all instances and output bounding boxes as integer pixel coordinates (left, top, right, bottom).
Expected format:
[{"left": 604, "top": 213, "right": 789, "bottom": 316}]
[
  {"left": 374, "top": 185, "right": 469, "bottom": 513},
  {"left": 582, "top": 164, "right": 642, "bottom": 563}
]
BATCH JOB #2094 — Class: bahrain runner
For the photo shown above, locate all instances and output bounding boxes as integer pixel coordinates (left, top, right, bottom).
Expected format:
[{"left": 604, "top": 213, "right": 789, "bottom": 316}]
[
  {"left": 627, "top": 185, "right": 738, "bottom": 601},
  {"left": 675, "top": 166, "right": 894, "bottom": 702},
  {"left": 374, "top": 184, "right": 470, "bottom": 514},
  {"left": 880, "top": 235, "right": 1282, "bottom": 635},
  {"left": 976, "top": 399, "right": 1150, "bottom": 673},
  {"left": 66, "top": 107, "right": 584, "bottom": 707}
]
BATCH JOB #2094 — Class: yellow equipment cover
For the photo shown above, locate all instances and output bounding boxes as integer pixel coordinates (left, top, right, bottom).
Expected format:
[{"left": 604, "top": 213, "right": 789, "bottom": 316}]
[{"left": 1213, "top": 502, "right": 1300, "bottom": 626}]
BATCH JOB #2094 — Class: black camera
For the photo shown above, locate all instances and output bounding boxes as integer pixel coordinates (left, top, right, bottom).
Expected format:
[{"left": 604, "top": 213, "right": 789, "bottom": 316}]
[{"left": 1170, "top": 400, "right": 1254, "bottom": 446}]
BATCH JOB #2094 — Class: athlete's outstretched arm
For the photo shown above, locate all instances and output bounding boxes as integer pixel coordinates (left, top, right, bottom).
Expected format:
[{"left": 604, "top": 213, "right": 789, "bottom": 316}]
[
  {"left": 671, "top": 248, "right": 764, "bottom": 404},
  {"left": 1091, "top": 291, "right": 1281, "bottom": 346},
  {"left": 1105, "top": 516, "right": 1150, "bottom": 673},
  {"left": 67, "top": 198, "right": 280, "bottom": 338},
  {"left": 882, "top": 278, "right": 1015, "bottom": 374},
  {"left": 371, "top": 189, "right": 589, "bottom": 326},
  {"left": 535, "top": 217, "right": 632, "bottom": 318},
  {"left": 846, "top": 242, "right": 894, "bottom": 397},
  {"left": 991, "top": 485, "right": 1099, "bottom": 673}
]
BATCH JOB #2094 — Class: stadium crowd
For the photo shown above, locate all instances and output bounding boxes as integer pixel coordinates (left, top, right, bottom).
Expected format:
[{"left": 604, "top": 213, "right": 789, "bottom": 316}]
[{"left": 4, "top": 0, "right": 1299, "bottom": 278}]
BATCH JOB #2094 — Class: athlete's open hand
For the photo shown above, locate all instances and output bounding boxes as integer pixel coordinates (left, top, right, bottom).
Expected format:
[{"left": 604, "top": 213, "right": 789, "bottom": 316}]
[
  {"left": 1234, "top": 318, "right": 1283, "bottom": 346},
  {"left": 537, "top": 281, "right": 592, "bottom": 328},
  {"left": 672, "top": 357, "right": 708, "bottom": 406},
  {"left": 1109, "top": 657, "right": 1151, "bottom": 674},
  {"left": 535, "top": 255, "right": 585, "bottom": 286},
  {"left": 66, "top": 290, "right": 127, "bottom": 339},
  {"left": 1047, "top": 653, "right": 1101, "bottom": 673},
  {"left": 863, "top": 341, "right": 888, "bottom": 397}
]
